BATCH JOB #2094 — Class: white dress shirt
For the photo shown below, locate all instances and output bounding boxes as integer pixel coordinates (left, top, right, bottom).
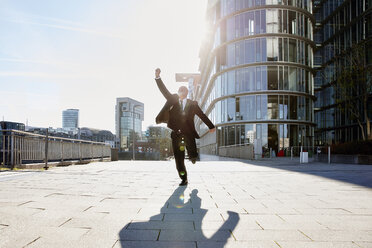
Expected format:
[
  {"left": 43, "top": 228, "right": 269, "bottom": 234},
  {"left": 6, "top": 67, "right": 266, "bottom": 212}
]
[{"left": 179, "top": 98, "right": 187, "bottom": 111}]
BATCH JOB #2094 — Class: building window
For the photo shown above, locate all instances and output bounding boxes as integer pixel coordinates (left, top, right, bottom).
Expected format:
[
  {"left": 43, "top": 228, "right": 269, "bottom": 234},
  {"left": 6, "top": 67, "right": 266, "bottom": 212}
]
[
  {"left": 268, "top": 124, "right": 279, "bottom": 153},
  {"left": 268, "top": 95, "right": 279, "bottom": 119},
  {"left": 268, "top": 66, "right": 278, "bottom": 90}
]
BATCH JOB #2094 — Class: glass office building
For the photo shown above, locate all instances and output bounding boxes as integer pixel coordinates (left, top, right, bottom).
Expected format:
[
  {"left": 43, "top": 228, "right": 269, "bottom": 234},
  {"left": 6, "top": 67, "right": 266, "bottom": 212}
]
[
  {"left": 115, "top": 97, "right": 144, "bottom": 151},
  {"left": 195, "top": 0, "right": 315, "bottom": 156},
  {"left": 62, "top": 109, "right": 79, "bottom": 131},
  {"left": 313, "top": 0, "right": 372, "bottom": 144}
]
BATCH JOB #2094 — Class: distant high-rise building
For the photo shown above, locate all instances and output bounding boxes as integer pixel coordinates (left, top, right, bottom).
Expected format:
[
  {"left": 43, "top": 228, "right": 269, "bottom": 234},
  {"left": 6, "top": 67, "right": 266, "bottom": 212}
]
[
  {"left": 115, "top": 97, "right": 144, "bottom": 150},
  {"left": 62, "top": 109, "right": 79, "bottom": 132}
]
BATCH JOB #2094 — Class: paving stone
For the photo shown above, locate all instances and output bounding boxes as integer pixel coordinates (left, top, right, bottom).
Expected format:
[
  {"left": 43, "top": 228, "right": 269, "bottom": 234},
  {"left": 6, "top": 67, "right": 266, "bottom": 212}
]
[
  {"left": 277, "top": 241, "right": 360, "bottom": 248},
  {"left": 159, "top": 229, "right": 233, "bottom": 241},
  {"left": 197, "top": 240, "right": 278, "bottom": 248},
  {"left": 299, "top": 230, "right": 372, "bottom": 242},
  {"left": 119, "top": 229, "right": 160, "bottom": 241},
  {"left": 163, "top": 213, "right": 222, "bottom": 222},
  {"left": 113, "top": 240, "right": 196, "bottom": 248},
  {"left": 354, "top": 242, "right": 372, "bottom": 248},
  {"left": 128, "top": 220, "right": 194, "bottom": 230},
  {"left": 233, "top": 229, "right": 312, "bottom": 241}
]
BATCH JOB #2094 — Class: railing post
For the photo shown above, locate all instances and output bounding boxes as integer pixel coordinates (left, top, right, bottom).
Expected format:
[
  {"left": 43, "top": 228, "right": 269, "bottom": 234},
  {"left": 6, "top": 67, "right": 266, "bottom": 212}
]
[
  {"left": 79, "top": 141, "right": 82, "bottom": 162},
  {"left": 19, "top": 136, "right": 22, "bottom": 165},
  {"left": 7, "top": 133, "right": 10, "bottom": 167},
  {"left": 2, "top": 133, "right": 5, "bottom": 167},
  {"left": 44, "top": 129, "right": 49, "bottom": 170},
  {"left": 61, "top": 140, "right": 64, "bottom": 162},
  {"left": 15, "top": 135, "right": 19, "bottom": 166},
  {"left": 10, "top": 132, "right": 15, "bottom": 169}
]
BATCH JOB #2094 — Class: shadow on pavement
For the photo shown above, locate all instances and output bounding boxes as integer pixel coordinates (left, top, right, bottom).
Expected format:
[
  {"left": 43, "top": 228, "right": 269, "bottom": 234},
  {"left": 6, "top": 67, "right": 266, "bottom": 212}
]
[
  {"left": 118, "top": 186, "right": 239, "bottom": 247},
  {"left": 255, "top": 161, "right": 372, "bottom": 188},
  {"left": 201, "top": 154, "right": 372, "bottom": 188}
]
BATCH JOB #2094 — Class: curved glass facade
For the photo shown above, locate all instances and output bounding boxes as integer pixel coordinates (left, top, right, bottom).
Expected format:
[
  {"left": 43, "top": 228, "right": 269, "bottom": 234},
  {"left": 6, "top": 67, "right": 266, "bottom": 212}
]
[
  {"left": 197, "top": 0, "right": 315, "bottom": 156},
  {"left": 220, "top": 0, "right": 312, "bottom": 18},
  {"left": 220, "top": 9, "right": 313, "bottom": 44}
]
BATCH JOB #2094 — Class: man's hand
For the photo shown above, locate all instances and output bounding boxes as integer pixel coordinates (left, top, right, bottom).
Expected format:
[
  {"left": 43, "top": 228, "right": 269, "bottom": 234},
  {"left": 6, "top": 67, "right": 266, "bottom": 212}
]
[
  {"left": 209, "top": 127, "right": 216, "bottom": 133},
  {"left": 155, "top": 68, "right": 161, "bottom": 78}
]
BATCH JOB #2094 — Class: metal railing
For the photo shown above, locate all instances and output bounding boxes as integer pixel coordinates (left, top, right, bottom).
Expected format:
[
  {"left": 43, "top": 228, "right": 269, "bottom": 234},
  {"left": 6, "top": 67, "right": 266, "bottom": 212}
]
[
  {"left": 1, "top": 129, "right": 111, "bottom": 169},
  {"left": 261, "top": 146, "right": 331, "bottom": 164}
]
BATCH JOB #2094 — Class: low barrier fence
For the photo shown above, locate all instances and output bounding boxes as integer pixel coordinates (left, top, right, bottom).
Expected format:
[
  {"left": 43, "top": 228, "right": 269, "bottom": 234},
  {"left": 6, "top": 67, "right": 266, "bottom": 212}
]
[
  {"left": 262, "top": 146, "right": 331, "bottom": 163},
  {"left": 1, "top": 129, "right": 111, "bottom": 169}
]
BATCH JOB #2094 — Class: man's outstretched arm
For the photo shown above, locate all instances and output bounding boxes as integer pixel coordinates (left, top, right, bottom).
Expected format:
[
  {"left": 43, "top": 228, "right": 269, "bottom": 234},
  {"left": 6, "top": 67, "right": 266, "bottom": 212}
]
[
  {"left": 155, "top": 68, "right": 172, "bottom": 100},
  {"left": 194, "top": 103, "right": 216, "bottom": 132}
]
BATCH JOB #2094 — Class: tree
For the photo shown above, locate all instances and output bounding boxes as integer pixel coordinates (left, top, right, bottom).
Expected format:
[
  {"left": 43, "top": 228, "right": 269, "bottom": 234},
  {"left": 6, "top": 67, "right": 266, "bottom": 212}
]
[
  {"left": 148, "top": 136, "right": 172, "bottom": 160},
  {"left": 334, "top": 43, "right": 372, "bottom": 140}
]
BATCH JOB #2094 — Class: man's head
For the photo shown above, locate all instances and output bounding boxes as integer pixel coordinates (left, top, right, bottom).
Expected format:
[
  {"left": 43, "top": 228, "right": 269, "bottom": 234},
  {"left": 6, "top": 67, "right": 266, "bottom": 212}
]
[{"left": 178, "top": 86, "right": 188, "bottom": 100}]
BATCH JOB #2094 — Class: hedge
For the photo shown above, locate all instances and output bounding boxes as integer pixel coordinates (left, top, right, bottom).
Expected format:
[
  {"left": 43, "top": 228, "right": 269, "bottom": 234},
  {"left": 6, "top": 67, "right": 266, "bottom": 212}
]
[{"left": 331, "top": 140, "right": 372, "bottom": 155}]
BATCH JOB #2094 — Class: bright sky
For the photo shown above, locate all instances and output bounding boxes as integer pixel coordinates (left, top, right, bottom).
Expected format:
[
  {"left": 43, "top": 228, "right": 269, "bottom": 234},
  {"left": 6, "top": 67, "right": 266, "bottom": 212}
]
[{"left": 0, "top": 0, "right": 208, "bottom": 134}]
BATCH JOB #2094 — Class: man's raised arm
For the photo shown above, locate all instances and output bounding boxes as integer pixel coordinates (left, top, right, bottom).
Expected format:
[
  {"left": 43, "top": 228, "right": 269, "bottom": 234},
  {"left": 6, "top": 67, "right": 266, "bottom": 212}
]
[{"left": 155, "top": 68, "right": 172, "bottom": 100}]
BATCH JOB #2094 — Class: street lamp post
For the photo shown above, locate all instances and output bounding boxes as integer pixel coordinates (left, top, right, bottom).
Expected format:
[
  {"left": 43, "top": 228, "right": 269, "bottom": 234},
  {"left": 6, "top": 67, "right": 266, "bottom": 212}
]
[{"left": 132, "top": 105, "right": 141, "bottom": 160}]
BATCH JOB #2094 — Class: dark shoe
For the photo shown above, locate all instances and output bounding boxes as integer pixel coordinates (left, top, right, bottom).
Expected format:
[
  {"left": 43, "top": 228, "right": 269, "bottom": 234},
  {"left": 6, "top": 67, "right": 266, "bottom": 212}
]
[
  {"left": 189, "top": 157, "right": 197, "bottom": 164},
  {"left": 179, "top": 180, "right": 188, "bottom": 186}
]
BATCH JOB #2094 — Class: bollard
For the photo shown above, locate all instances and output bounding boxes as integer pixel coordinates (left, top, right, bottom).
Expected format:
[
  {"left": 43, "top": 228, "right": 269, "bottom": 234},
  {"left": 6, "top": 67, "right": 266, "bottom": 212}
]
[
  {"left": 291, "top": 147, "right": 293, "bottom": 160},
  {"left": 316, "top": 146, "right": 318, "bottom": 161},
  {"left": 328, "top": 146, "right": 331, "bottom": 164},
  {"left": 300, "top": 146, "right": 303, "bottom": 163},
  {"left": 269, "top": 148, "right": 272, "bottom": 158}
]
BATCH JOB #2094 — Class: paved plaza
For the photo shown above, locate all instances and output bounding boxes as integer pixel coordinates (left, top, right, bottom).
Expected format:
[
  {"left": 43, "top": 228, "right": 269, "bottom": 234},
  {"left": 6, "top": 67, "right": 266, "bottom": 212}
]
[{"left": 0, "top": 159, "right": 372, "bottom": 248}]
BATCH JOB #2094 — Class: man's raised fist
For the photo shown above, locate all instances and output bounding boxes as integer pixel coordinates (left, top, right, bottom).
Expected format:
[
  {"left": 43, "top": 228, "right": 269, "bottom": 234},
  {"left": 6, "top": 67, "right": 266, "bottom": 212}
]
[{"left": 155, "top": 68, "right": 161, "bottom": 78}]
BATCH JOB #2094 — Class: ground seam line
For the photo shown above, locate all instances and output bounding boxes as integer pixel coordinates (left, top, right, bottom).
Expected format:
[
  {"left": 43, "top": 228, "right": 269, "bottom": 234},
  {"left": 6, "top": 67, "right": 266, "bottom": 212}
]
[
  {"left": 274, "top": 241, "right": 282, "bottom": 247},
  {"left": 298, "top": 229, "right": 313, "bottom": 241},
  {"left": 23, "top": 236, "right": 40, "bottom": 248}
]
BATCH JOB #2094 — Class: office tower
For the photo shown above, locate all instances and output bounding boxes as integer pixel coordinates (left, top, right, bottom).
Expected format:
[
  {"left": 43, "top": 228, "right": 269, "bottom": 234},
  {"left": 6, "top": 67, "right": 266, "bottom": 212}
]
[
  {"left": 115, "top": 97, "right": 144, "bottom": 150},
  {"left": 196, "top": 0, "right": 315, "bottom": 156},
  {"left": 313, "top": 0, "right": 372, "bottom": 144},
  {"left": 62, "top": 109, "right": 79, "bottom": 133}
]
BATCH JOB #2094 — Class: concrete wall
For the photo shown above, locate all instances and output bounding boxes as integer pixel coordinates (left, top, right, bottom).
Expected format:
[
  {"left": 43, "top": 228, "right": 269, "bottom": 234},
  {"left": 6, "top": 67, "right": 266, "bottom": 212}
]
[
  {"left": 200, "top": 144, "right": 217, "bottom": 155},
  {"left": 199, "top": 131, "right": 217, "bottom": 155},
  {"left": 218, "top": 145, "right": 254, "bottom": 160}
]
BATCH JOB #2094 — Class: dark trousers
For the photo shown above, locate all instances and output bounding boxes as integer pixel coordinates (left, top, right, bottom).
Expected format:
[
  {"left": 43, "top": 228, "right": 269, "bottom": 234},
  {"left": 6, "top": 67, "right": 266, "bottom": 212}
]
[{"left": 171, "top": 131, "right": 198, "bottom": 181}]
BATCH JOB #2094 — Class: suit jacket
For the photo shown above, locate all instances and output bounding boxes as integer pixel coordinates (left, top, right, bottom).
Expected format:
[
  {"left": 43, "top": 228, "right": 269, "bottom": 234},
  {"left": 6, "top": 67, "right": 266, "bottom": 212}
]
[{"left": 155, "top": 78, "right": 215, "bottom": 139}]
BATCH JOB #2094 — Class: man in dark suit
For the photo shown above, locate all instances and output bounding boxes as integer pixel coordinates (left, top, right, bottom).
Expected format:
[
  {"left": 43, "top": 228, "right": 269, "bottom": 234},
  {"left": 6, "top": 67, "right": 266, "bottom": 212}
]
[{"left": 154, "top": 68, "right": 216, "bottom": 186}]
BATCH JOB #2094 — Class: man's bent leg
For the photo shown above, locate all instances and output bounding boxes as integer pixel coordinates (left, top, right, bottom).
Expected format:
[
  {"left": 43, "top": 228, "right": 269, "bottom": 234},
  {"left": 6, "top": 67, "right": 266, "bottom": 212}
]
[
  {"left": 171, "top": 132, "right": 187, "bottom": 181},
  {"left": 185, "top": 135, "right": 198, "bottom": 162}
]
